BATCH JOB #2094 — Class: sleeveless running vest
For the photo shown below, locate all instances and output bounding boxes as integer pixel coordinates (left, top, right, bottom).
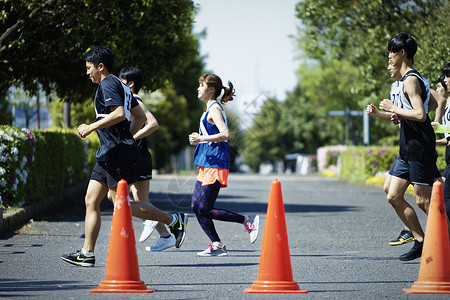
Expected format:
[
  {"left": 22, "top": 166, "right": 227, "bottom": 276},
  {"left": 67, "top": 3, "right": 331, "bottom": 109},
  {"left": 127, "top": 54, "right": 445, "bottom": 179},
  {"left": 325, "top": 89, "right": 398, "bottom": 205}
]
[
  {"left": 193, "top": 102, "right": 230, "bottom": 169},
  {"left": 442, "top": 106, "right": 450, "bottom": 165},
  {"left": 398, "top": 70, "right": 435, "bottom": 160}
]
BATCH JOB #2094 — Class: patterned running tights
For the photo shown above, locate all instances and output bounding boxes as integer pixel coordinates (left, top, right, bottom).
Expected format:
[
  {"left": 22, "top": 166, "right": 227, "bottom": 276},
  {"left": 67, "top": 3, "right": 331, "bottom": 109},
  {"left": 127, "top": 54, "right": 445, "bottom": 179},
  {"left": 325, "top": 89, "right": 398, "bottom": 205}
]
[{"left": 191, "top": 180, "right": 245, "bottom": 243}]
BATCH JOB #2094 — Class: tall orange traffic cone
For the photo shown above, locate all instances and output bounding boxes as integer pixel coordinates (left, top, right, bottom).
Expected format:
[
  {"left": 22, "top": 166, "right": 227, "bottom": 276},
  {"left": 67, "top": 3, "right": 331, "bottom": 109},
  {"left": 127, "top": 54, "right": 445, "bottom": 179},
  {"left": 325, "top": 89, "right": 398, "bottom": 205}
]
[
  {"left": 404, "top": 180, "right": 450, "bottom": 294},
  {"left": 245, "top": 179, "right": 307, "bottom": 294},
  {"left": 91, "top": 179, "right": 154, "bottom": 293}
]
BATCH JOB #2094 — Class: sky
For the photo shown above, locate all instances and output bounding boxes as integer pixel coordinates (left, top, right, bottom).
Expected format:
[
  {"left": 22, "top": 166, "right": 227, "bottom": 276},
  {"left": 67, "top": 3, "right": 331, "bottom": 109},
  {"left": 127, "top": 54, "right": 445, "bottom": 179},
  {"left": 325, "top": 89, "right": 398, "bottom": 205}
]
[{"left": 192, "top": 0, "right": 300, "bottom": 117}]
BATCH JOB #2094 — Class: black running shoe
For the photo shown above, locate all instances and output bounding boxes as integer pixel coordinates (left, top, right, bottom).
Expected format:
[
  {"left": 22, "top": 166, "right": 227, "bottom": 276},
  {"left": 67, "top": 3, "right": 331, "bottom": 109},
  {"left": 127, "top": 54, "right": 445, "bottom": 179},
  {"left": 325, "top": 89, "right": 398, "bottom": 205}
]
[
  {"left": 399, "top": 240, "right": 423, "bottom": 261},
  {"left": 169, "top": 213, "right": 188, "bottom": 248},
  {"left": 61, "top": 250, "right": 95, "bottom": 267},
  {"left": 390, "top": 229, "right": 414, "bottom": 246}
]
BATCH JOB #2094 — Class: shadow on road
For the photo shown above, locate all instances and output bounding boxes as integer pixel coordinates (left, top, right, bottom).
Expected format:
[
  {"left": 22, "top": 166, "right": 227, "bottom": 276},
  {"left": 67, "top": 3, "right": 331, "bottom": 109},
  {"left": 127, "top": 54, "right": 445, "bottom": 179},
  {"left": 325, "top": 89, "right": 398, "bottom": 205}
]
[
  {"left": 0, "top": 279, "right": 95, "bottom": 294},
  {"left": 150, "top": 192, "right": 360, "bottom": 215},
  {"left": 6, "top": 191, "right": 359, "bottom": 230}
]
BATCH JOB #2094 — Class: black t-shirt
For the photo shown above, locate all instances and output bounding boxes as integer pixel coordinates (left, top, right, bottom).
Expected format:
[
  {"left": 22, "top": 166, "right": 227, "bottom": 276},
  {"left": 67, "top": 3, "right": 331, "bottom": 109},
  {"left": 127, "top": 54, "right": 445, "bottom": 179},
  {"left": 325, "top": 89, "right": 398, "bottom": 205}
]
[{"left": 94, "top": 75, "right": 140, "bottom": 161}]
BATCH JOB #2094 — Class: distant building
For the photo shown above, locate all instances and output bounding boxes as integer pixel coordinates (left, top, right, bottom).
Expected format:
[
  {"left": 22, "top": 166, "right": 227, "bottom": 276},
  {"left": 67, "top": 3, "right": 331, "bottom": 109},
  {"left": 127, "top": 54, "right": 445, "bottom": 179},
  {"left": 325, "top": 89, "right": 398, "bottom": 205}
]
[
  {"left": 10, "top": 105, "right": 52, "bottom": 129},
  {"left": 7, "top": 85, "right": 52, "bottom": 129}
]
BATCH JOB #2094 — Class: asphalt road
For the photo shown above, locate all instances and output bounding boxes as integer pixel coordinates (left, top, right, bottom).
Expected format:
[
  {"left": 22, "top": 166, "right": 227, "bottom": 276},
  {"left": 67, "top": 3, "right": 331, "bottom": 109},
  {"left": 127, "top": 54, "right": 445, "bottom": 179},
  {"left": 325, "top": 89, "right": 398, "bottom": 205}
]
[{"left": 0, "top": 173, "right": 448, "bottom": 299}]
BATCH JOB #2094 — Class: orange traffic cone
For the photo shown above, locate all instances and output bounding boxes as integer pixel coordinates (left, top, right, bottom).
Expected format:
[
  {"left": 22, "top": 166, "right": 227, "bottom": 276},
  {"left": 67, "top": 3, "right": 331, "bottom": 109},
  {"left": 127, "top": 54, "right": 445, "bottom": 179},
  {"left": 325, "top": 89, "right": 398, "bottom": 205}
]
[
  {"left": 91, "top": 179, "right": 154, "bottom": 293},
  {"left": 404, "top": 180, "right": 450, "bottom": 294},
  {"left": 245, "top": 179, "right": 307, "bottom": 294}
]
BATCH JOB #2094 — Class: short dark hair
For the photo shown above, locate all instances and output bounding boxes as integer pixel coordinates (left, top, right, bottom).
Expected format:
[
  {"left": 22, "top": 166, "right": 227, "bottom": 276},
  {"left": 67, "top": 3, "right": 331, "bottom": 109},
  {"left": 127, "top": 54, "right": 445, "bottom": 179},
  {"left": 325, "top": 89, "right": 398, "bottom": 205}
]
[
  {"left": 83, "top": 46, "right": 114, "bottom": 73},
  {"left": 388, "top": 33, "right": 417, "bottom": 62},
  {"left": 443, "top": 63, "right": 450, "bottom": 77},
  {"left": 119, "top": 67, "right": 143, "bottom": 93},
  {"left": 438, "top": 74, "right": 447, "bottom": 91}
]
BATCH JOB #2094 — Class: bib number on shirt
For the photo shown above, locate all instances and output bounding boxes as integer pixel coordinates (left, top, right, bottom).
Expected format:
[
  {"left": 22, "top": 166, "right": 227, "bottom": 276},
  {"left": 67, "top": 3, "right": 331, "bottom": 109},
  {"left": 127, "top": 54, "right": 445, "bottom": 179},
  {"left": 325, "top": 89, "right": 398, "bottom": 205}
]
[{"left": 122, "top": 83, "right": 133, "bottom": 121}]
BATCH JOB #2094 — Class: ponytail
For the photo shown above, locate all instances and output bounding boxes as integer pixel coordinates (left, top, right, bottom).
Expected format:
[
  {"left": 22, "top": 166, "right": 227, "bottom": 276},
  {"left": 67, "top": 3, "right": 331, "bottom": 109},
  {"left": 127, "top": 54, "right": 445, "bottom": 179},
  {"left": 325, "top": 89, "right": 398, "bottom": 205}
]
[
  {"left": 221, "top": 81, "right": 235, "bottom": 103},
  {"left": 199, "top": 73, "right": 236, "bottom": 103}
]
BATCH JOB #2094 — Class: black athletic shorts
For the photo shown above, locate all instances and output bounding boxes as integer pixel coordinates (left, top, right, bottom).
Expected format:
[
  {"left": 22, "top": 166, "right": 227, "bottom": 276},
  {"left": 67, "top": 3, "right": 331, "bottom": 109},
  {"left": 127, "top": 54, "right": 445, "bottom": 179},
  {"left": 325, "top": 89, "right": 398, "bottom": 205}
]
[
  {"left": 91, "top": 160, "right": 137, "bottom": 188},
  {"left": 442, "top": 165, "right": 450, "bottom": 179},
  {"left": 389, "top": 154, "right": 439, "bottom": 186},
  {"left": 135, "top": 150, "right": 152, "bottom": 181}
]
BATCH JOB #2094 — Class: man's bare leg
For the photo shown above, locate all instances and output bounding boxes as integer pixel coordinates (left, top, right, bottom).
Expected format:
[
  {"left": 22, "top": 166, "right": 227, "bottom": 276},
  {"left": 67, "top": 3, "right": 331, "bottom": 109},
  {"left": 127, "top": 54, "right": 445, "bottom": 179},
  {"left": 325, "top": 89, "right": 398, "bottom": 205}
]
[
  {"left": 130, "top": 180, "right": 171, "bottom": 237},
  {"left": 387, "top": 176, "right": 424, "bottom": 243},
  {"left": 413, "top": 183, "right": 431, "bottom": 215},
  {"left": 82, "top": 180, "right": 108, "bottom": 253}
]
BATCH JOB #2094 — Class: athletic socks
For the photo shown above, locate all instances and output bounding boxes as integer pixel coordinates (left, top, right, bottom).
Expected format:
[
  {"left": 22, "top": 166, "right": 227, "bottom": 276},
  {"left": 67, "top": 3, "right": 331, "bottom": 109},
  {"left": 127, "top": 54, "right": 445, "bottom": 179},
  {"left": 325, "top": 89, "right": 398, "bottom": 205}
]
[
  {"left": 81, "top": 249, "right": 94, "bottom": 257},
  {"left": 169, "top": 214, "right": 177, "bottom": 226}
]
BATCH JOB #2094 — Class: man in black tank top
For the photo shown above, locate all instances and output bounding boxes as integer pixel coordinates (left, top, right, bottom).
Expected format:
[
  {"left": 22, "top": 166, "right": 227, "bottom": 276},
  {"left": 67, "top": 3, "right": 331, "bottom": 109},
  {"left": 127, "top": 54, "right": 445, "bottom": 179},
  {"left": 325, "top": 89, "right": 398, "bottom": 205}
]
[{"left": 378, "top": 33, "right": 441, "bottom": 261}]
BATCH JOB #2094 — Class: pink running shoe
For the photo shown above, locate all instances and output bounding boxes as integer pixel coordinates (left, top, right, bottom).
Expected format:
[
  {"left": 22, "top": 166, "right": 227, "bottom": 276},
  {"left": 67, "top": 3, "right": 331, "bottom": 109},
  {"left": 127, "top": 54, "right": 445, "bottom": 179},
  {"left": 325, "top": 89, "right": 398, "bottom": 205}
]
[
  {"left": 244, "top": 215, "right": 259, "bottom": 244},
  {"left": 197, "top": 243, "right": 228, "bottom": 257}
]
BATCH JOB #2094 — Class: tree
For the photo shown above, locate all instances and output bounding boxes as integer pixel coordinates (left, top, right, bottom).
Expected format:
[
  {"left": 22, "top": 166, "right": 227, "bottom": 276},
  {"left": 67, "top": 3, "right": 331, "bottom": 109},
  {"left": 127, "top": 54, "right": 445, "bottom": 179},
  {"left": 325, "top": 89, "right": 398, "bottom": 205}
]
[
  {"left": 171, "top": 53, "right": 206, "bottom": 141},
  {"left": 294, "top": 0, "right": 450, "bottom": 144},
  {"left": 242, "top": 98, "right": 286, "bottom": 171},
  {"left": 1, "top": 0, "right": 199, "bottom": 103},
  {"left": 296, "top": 0, "right": 450, "bottom": 91},
  {"left": 50, "top": 97, "right": 95, "bottom": 128},
  {"left": 0, "top": 91, "right": 13, "bottom": 125},
  {"left": 139, "top": 82, "right": 190, "bottom": 171}
]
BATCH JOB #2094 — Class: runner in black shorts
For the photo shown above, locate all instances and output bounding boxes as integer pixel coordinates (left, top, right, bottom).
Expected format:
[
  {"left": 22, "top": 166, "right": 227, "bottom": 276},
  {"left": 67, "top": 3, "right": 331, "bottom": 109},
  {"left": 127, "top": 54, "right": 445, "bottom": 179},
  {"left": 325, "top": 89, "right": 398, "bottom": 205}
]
[
  {"left": 119, "top": 67, "right": 178, "bottom": 252},
  {"left": 61, "top": 47, "right": 187, "bottom": 267},
  {"left": 390, "top": 154, "right": 437, "bottom": 186},
  {"left": 368, "top": 33, "right": 441, "bottom": 261},
  {"left": 378, "top": 33, "right": 440, "bottom": 261}
]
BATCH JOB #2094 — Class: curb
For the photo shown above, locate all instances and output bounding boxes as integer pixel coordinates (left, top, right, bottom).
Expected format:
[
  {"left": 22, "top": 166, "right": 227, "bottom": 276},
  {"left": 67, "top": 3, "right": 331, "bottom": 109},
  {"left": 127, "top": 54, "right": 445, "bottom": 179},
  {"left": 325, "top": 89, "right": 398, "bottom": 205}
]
[{"left": 0, "top": 180, "right": 89, "bottom": 235}]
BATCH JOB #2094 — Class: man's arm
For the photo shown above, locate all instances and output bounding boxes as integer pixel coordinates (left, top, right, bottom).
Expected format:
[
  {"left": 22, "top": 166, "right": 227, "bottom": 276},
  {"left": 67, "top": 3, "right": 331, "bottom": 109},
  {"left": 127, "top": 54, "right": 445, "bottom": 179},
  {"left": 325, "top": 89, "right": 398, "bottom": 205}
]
[
  {"left": 380, "top": 76, "right": 426, "bottom": 122},
  {"left": 430, "top": 89, "right": 446, "bottom": 123},
  {"left": 132, "top": 100, "right": 159, "bottom": 140},
  {"left": 77, "top": 105, "right": 125, "bottom": 138},
  {"left": 436, "top": 137, "right": 449, "bottom": 146},
  {"left": 367, "top": 103, "right": 397, "bottom": 122},
  {"left": 130, "top": 103, "right": 146, "bottom": 136}
]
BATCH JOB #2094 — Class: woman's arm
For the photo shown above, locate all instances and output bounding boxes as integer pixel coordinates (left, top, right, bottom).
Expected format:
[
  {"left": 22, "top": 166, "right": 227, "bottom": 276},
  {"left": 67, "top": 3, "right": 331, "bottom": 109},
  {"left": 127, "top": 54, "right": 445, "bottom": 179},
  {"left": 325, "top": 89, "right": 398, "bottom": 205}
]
[{"left": 189, "top": 106, "right": 230, "bottom": 145}]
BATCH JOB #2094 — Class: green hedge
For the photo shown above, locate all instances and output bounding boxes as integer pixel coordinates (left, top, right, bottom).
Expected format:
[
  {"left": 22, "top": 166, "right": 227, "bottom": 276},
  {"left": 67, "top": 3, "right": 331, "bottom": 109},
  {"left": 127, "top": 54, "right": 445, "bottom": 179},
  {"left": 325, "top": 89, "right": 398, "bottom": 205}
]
[
  {"left": 85, "top": 132, "right": 100, "bottom": 172},
  {"left": 339, "top": 146, "right": 447, "bottom": 184},
  {"left": 0, "top": 125, "right": 91, "bottom": 208}
]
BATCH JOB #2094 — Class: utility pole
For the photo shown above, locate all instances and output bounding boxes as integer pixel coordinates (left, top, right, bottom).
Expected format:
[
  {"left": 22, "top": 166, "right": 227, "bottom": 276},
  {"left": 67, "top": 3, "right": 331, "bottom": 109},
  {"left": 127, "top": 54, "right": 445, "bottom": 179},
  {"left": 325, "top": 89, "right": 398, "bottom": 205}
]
[
  {"left": 328, "top": 106, "right": 370, "bottom": 146},
  {"left": 36, "top": 81, "right": 40, "bottom": 129},
  {"left": 63, "top": 98, "right": 71, "bottom": 128}
]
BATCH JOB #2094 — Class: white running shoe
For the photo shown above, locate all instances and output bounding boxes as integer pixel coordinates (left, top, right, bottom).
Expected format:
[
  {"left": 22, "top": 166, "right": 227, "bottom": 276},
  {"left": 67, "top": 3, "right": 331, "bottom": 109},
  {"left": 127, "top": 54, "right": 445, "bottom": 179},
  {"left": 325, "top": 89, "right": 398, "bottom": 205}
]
[
  {"left": 197, "top": 244, "right": 228, "bottom": 257},
  {"left": 146, "top": 235, "right": 176, "bottom": 252},
  {"left": 139, "top": 220, "right": 158, "bottom": 243},
  {"left": 244, "top": 215, "right": 259, "bottom": 244}
]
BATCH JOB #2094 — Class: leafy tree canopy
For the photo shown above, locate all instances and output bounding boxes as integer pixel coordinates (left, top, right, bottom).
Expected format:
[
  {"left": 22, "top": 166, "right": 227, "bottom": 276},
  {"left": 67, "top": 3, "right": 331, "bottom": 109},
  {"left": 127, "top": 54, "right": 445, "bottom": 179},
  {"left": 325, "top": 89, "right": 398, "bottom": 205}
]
[
  {"left": 289, "top": 0, "right": 450, "bottom": 147},
  {"left": 1, "top": 0, "right": 198, "bottom": 102},
  {"left": 240, "top": 0, "right": 450, "bottom": 169},
  {"left": 295, "top": 0, "right": 450, "bottom": 96}
]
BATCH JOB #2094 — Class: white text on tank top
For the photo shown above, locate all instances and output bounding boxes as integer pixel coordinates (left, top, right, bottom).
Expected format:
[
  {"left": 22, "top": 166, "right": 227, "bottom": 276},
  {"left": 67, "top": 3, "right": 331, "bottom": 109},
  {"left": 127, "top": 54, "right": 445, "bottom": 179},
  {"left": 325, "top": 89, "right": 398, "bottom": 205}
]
[
  {"left": 390, "top": 81, "right": 402, "bottom": 128},
  {"left": 443, "top": 106, "right": 450, "bottom": 139}
]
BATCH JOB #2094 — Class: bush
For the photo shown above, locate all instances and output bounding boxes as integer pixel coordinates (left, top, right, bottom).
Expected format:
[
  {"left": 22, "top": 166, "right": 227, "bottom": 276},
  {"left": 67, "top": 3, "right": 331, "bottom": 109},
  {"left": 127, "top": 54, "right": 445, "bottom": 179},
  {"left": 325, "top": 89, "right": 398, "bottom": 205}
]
[
  {"left": 85, "top": 133, "right": 100, "bottom": 172},
  {"left": 0, "top": 125, "right": 90, "bottom": 208},
  {"left": 339, "top": 145, "right": 447, "bottom": 184},
  {"left": 316, "top": 145, "right": 349, "bottom": 172},
  {"left": 0, "top": 126, "right": 35, "bottom": 207}
]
